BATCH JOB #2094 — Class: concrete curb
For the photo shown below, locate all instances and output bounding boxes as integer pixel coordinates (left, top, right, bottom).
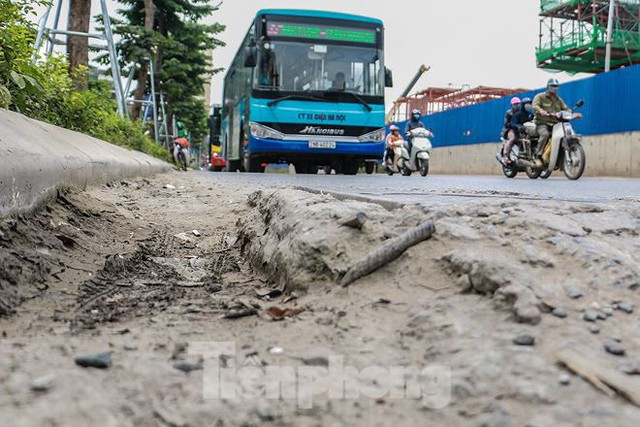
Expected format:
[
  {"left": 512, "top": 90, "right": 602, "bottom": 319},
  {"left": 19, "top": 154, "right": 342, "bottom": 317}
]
[{"left": 0, "top": 109, "right": 171, "bottom": 217}]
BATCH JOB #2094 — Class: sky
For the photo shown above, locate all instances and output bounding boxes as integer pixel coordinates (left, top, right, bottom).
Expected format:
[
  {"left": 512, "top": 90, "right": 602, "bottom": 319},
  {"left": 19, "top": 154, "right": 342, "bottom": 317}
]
[{"left": 33, "top": 0, "right": 587, "bottom": 107}]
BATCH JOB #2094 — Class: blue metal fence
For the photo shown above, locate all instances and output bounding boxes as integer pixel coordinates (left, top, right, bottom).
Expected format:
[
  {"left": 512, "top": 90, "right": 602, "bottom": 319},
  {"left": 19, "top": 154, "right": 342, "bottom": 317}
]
[{"left": 394, "top": 65, "right": 640, "bottom": 148}]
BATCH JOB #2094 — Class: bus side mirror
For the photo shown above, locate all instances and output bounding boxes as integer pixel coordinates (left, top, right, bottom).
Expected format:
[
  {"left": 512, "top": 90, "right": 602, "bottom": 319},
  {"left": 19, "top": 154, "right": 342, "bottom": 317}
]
[
  {"left": 385, "top": 67, "right": 393, "bottom": 88},
  {"left": 244, "top": 45, "right": 257, "bottom": 68}
]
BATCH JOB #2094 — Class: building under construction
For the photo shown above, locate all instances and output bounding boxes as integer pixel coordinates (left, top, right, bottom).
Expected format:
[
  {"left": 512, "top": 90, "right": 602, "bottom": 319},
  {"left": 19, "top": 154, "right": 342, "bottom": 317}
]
[
  {"left": 387, "top": 85, "right": 527, "bottom": 124},
  {"left": 537, "top": 0, "right": 640, "bottom": 73}
]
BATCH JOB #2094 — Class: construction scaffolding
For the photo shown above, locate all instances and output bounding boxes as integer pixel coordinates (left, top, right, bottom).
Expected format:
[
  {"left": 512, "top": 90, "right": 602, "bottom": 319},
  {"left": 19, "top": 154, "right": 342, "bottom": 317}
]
[
  {"left": 387, "top": 86, "right": 527, "bottom": 124},
  {"left": 536, "top": 0, "right": 640, "bottom": 73},
  {"left": 34, "top": 0, "right": 127, "bottom": 117}
]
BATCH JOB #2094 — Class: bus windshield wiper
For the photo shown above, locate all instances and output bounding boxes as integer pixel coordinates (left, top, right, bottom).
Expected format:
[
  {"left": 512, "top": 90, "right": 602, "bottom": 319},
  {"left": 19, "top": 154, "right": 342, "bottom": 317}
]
[
  {"left": 267, "top": 95, "right": 325, "bottom": 107},
  {"left": 326, "top": 90, "right": 372, "bottom": 112}
]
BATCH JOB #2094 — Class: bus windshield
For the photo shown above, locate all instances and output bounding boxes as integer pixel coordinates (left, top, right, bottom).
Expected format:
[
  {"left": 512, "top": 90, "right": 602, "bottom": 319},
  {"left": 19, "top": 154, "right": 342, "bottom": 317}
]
[{"left": 255, "top": 41, "right": 384, "bottom": 97}]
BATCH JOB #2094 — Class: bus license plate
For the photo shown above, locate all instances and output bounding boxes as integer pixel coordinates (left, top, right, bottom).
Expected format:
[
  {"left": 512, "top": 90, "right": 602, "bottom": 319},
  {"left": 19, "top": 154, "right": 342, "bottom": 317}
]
[{"left": 309, "top": 140, "right": 336, "bottom": 149}]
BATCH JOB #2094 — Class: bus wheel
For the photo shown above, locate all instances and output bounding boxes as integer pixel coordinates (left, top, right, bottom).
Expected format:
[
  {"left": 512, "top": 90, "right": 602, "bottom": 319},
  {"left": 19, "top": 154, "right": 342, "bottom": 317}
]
[
  {"left": 342, "top": 161, "right": 359, "bottom": 176},
  {"left": 244, "top": 155, "right": 265, "bottom": 173}
]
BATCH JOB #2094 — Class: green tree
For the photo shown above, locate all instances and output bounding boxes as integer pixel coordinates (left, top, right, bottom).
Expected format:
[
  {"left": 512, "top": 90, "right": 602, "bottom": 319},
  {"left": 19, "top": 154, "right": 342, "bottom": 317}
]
[
  {"left": 0, "top": 0, "right": 46, "bottom": 110},
  {"left": 111, "top": 0, "right": 225, "bottom": 145}
]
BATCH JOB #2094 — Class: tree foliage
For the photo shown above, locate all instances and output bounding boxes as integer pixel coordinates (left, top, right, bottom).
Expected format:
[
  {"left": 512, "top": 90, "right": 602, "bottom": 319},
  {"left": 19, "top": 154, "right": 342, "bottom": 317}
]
[
  {"left": 112, "top": 0, "right": 226, "bottom": 145},
  {"left": 0, "top": 0, "right": 47, "bottom": 110}
]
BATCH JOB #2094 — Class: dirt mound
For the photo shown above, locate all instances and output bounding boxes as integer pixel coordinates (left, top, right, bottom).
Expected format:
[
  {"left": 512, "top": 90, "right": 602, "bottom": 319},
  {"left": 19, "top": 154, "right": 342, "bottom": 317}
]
[{"left": 238, "top": 189, "right": 429, "bottom": 292}]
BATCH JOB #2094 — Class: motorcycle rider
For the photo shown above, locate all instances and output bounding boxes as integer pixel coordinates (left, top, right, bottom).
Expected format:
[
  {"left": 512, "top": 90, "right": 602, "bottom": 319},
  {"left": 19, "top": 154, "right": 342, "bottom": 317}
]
[
  {"left": 384, "top": 124, "right": 403, "bottom": 167},
  {"left": 404, "top": 109, "right": 426, "bottom": 155},
  {"left": 501, "top": 97, "right": 521, "bottom": 165},
  {"left": 532, "top": 79, "right": 569, "bottom": 166},
  {"left": 173, "top": 121, "right": 191, "bottom": 169}
]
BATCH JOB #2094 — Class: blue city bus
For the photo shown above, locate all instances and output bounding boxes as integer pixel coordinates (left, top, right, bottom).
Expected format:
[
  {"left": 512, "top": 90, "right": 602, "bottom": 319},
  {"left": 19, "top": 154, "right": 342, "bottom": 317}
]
[{"left": 220, "top": 9, "right": 392, "bottom": 174}]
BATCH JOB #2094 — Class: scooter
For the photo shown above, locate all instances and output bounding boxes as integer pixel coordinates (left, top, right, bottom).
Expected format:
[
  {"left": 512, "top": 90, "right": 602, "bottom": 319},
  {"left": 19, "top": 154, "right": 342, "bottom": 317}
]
[
  {"left": 496, "top": 125, "right": 551, "bottom": 179},
  {"left": 497, "top": 100, "right": 585, "bottom": 180},
  {"left": 528, "top": 100, "right": 586, "bottom": 180},
  {"left": 173, "top": 143, "right": 189, "bottom": 171},
  {"left": 392, "top": 127, "right": 433, "bottom": 177}
]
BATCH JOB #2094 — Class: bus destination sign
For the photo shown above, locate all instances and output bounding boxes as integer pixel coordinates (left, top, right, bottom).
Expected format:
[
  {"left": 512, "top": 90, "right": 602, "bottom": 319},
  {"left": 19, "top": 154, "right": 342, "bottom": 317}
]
[{"left": 267, "top": 22, "right": 377, "bottom": 44}]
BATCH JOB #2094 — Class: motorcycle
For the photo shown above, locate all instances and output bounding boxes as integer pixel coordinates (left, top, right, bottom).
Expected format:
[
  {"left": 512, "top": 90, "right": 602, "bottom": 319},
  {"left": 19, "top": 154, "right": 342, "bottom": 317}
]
[
  {"left": 496, "top": 123, "right": 550, "bottom": 179},
  {"left": 173, "top": 143, "right": 188, "bottom": 171},
  {"left": 386, "top": 127, "right": 432, "bottom": 177},
  {"left": 497, "top": 100, "right": 585, "bottom": 180}
]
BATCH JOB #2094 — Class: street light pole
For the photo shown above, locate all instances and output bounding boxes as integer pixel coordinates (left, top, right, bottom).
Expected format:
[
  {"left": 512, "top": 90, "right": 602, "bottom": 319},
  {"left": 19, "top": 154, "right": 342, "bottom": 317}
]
[{"left": 605, "top": 0, "right": 616, "bottom": 72}]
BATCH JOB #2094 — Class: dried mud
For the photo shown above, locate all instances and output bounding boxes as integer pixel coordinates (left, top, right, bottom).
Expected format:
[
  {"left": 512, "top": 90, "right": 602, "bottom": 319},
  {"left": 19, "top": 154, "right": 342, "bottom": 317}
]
[{"left": 1, "top": 172, "right": 640, "bottom": 427}]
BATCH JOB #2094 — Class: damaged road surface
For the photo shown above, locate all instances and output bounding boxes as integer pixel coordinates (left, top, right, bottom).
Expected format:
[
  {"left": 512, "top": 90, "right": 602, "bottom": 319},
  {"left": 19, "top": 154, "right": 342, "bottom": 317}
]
[{"left": 1, "top": 171, "right": 640, "bottom": 426}]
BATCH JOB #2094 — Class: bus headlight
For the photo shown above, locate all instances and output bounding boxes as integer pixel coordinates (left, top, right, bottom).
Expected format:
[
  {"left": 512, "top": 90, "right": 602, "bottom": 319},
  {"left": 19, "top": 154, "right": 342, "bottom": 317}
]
[
  {"left": 250, "top": 122, "right": 284, "bottom": 140},
  {"left": 358, "top": 128, "right": 385, "bottom": 143}
]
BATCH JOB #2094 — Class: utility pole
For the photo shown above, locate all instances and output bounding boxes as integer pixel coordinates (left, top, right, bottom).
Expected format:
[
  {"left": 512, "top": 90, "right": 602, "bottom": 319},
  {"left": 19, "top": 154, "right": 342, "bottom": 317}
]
[{"left": 605, "top": 0, "right": 616, "bottom": 72}]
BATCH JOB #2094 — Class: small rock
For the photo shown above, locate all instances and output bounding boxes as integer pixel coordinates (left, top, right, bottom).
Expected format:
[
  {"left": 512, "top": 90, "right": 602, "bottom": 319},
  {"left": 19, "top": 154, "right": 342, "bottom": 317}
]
[
  {"left": 551, "top": 307, "right": 568, "bottom": 318},
  {"left": 563, "top": 284, "right": 584, "bottom": 299},
  {"left": 559, "top": 374, "right": 571, "bottom": 386},
  {"left": 300, "top": 348, "right": 334, "bottom": 367},
  {"left": 588, "top": 324, "right": 601, "bottom": 334},
  {"left": 269, "top": 346, "right": 284, "bottom": 356},
  {"left": 30, "top": 374, "right": 55, "bottom": 392},
  {"left": 604, "top": 339, "right": 626, "bottom": 356},
  {"left": 256, "top": 401, "right": 275, "bottom": 422},
  {"left": 75, "top": 352, "right": 112, "bottom": 369},
  {"left": 174, "top": 362, "right": 203, "bottom": 373},
  {"left": 596, "top": 311, "right": 608, "bottom": 320},
  {"left": 192, "top": 230, "right": 201, "bottom": 237},
  {"left": 456, "top": 274, "right": 472, "bottom": 293},
  {"left": 124, "top": 343, "right": 138, "bottom": 351},
  {"left": 316, "top": 313, "right": 333, "bottom": 326},
  {"left": 341, "top": 212, "right": 367, "bottom": 230},
  {"left": 165, "top": 184, "right": 176, "bottom": 190},
  {"left": 617, "top": 302, "right": 633, "bottom": 314},
  {"left": 513, "top": 334, "right": 535, "bottom": 346},
  {"left": 602, "top": 307, "right": 614, "bottom": 317},
  {"left": 583, "top": 309, "right": 599, "bottom": 322}
]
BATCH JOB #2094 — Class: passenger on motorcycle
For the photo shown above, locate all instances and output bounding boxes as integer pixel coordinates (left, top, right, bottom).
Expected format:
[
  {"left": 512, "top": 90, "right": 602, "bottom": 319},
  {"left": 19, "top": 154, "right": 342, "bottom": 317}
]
[
  {"left": 501, "top": 97, "right": 521, "bottom": 165},
  {"left": 513, "top": 97, "right": 534, "bottom": 124},
  {"left": 174, "top": 136, "right": 190, "bottom": 159},
  {"left": 384, "top": 125, "right": 403, "bottom": 166},
  {"left": 502, "top": 97, "right": 535, "bottom": 164},
  {"left": 532, "top": 79, "right": 570, "bottom": 166},
  {"left": 404, "top": 109, "right": 425, "bottom": 154}
]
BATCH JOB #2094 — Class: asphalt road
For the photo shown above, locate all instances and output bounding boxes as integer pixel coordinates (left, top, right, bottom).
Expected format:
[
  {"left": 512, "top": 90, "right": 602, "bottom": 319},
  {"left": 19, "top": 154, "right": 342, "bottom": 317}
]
[{"left": 195, "top": 171, "right": 640, "bottom": 206}]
